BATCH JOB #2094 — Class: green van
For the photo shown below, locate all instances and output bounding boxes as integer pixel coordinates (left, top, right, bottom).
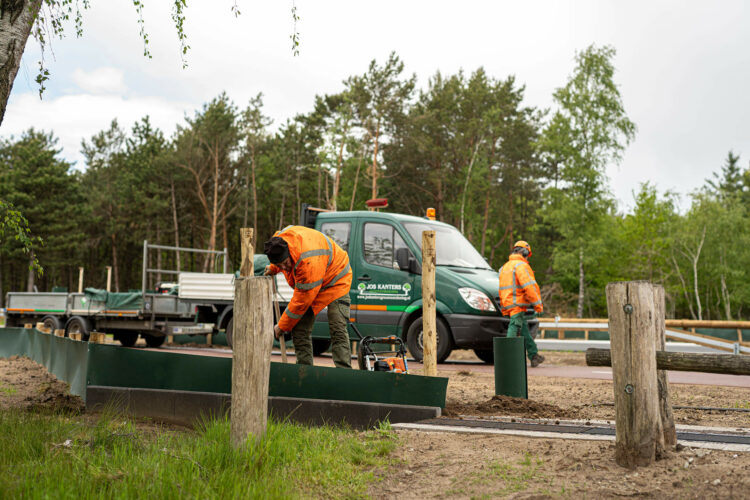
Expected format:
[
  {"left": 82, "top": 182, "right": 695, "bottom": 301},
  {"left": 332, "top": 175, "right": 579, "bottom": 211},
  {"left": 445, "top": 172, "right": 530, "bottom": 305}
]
[{"left": 303, "top": 205, "right": 539, "bottom": 363}]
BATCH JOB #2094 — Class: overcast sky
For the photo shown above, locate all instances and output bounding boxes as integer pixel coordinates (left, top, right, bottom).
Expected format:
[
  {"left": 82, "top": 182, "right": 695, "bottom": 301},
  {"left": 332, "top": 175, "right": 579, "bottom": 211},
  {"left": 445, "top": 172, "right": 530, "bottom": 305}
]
[{"left": 3, "top": 1, "right": 749, "bottom": 212}]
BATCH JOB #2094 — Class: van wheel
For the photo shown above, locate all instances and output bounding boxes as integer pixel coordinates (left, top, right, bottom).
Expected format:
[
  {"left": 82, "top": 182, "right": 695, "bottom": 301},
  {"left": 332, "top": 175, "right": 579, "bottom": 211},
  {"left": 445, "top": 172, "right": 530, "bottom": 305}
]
[
  {"left": 473, "top": 349, "right": 494, "bottom": 364},
  {"left": 41, "top": 315, "right": 63, "bottom": 332},
  {"left": 65, "top": 316, "right": 91, "bottom": 341},
  {"left": 406, "top": 316, "right": 453, "bottom": 363},
  {"left": 225, "top": 318, "right": 233, "bottom": 348},
  {"left": 142, "top": 334, "right": 166, "bottom": 348},
  {"left": 312, "top": 338, "right": 331, "bottom": 356}
]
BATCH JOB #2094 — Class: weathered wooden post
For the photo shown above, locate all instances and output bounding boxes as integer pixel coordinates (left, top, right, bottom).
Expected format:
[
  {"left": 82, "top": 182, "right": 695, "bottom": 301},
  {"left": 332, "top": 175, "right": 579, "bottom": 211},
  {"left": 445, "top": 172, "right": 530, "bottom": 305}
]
[
  {"left": 653, "top": 285, "right": 676, "bottom": 447},
  {"left": 607, "top": 281, "right": 665, "bottom": 468},
  {"left": 106, "top": 266, "right": 112, "bottom": 292},
  {"left": 230, "top": 228, "right": 274, "bottom": 448},
  {"left": 422, "top": 230, "right": 437, "bottom": 376}
]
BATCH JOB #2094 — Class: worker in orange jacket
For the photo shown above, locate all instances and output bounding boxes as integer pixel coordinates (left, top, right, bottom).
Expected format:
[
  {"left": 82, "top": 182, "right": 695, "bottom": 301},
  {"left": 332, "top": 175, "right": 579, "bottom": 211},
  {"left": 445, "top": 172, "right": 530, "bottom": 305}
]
[
  {"left": 263, "top": 225, "right": 353, "bottom": 368},
  {"left": 498, "top": 240, "right": 545, "bottom": 367}
]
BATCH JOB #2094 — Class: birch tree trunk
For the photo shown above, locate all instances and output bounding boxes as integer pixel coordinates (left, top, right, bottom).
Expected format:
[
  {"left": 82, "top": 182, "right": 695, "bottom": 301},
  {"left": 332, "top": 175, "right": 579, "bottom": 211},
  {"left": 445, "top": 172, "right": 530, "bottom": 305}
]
[
  {"left": 577, "top": 247, "right": 585, "bottom": 318},
  {"left": 170, "top": 179, "right": 181, "bottom": 271},
  {"left": 26, "top": 252, "right": 35, "bottom": 292},
  {"left": 0, "top": 1, "right": 41, "bottom": 126},
  {"left": 349, "top": 145, "right": 365, "bottom": 211},
  {"left": 370, "top": 120, "right": 381, "bottom": 204},
  {"left": 111, "top": 233, "right": 120, "bottom": 292}
]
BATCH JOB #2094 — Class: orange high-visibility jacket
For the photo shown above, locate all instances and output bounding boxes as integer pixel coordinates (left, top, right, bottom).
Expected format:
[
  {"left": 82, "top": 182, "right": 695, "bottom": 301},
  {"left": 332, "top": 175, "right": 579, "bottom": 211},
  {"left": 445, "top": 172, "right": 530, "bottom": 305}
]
[
  {"left": 498, "top": 254, "right": 543, "bottom": 317},
  {"left": 267, "top": 225, "right": 352, "bottom": 331}
]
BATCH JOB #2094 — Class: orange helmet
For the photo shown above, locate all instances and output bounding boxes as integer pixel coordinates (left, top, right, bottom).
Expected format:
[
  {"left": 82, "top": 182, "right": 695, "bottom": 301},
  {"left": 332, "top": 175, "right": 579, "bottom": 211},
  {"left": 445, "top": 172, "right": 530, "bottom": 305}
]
[{"left": 513, "top": 240, "right": 532, "bottom": 257}]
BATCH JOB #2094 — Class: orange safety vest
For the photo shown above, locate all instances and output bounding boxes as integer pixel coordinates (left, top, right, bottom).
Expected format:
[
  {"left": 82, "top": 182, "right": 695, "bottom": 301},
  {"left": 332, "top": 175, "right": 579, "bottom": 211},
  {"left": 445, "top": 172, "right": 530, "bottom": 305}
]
[
  {"left": 268, "top": 225, "right": 352, "bottom": 331},
  {"left": 498, "top": 254, "right": 543, "bottom": 317}
]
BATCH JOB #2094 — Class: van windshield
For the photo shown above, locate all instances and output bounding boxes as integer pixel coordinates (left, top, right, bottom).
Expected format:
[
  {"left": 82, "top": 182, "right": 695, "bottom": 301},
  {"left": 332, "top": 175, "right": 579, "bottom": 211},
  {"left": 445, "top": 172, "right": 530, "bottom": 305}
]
[{"left": 403, "top": 222, "right": 493, "bottom": 270}]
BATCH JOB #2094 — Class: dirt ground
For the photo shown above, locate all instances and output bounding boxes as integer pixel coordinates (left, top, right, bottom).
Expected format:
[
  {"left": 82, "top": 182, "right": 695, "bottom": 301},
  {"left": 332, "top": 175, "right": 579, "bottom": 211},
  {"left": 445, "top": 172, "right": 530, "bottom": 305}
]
[{"left": 1, "top": 352, "right": 748, "bottom": 498}]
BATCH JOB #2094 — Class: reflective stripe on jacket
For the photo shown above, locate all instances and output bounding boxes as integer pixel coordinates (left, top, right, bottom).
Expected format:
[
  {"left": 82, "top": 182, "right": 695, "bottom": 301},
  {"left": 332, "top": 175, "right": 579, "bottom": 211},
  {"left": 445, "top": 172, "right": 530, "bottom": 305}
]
[
  {"left": 498, "top": 254, "right": 543, "bottom": 317},
  {"left": 267, "top": 225, "right": 352, "bottom": 331}
]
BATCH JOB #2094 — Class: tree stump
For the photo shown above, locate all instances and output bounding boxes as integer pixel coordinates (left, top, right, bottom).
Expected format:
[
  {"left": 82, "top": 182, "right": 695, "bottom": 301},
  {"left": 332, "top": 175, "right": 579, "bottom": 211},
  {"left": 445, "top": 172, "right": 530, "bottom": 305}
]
[{"left": 606, "top": 281, "right": 665, "bottom": 468}]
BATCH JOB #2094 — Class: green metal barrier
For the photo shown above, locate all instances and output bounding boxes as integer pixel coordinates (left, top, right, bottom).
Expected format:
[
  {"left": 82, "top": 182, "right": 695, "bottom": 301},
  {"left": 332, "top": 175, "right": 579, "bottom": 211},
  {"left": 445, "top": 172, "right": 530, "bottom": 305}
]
[
  {"left": 0, "top": 328, "right": 89, "bottom": 397},
  {"left": 0, "top": 328, "right": 448, "bottom": 408},
  {"left": 493, "top": 337, "right": 527, "bottom": 398}
]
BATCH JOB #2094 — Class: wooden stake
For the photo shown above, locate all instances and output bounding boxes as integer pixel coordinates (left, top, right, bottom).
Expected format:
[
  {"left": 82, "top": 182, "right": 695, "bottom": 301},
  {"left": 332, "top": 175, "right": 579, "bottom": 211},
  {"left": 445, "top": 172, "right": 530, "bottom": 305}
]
[
  {"left": 54, "top": 329, "right": 65, "bottom": 337},
  {"left": 239, "top": 228, "right": 254, "bottom": 278},
  {"left": 106, "top": 266, "right": 112, "bottom": 292},
  {"left": 167, "top": 335, "right": 174, "bottom": 344},
  {"left": 90, "top": 332, "right": 106, "bottom": 344},
  {"left": 24, "top": 323, "right": 33, "bottom": 329},
  {"left": 607, "top": 281, "right": 665, "bottom": 468},
  {"left": 69, "top": 333, "right": 82, "bottom": 341},
  {"left": 422, "top": 230, "right": 437, "bottom": 377},
  {"left": 78, "top": 267, "right": 84, "bottom": 294},
  {"left": 231, "top": 230, "right": 274, "bottom": 448}
]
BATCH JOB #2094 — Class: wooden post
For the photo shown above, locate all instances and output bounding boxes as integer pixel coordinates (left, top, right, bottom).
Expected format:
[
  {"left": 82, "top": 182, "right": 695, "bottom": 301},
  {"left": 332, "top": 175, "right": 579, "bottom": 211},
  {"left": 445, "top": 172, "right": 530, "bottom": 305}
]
[
  {"left": 106, "top": 266, "right": 112, "bottom": 292},
  {"left": 167, "top": 335, "right": 174, "bottom": 344},
  {"left": 606, "top": 281, "right": 665, "bottom": 468},
  {"left": 78, "top": 267, "right": 84, "bottom": 294},
  {"left": 230, "top": 229, "right": 274, "bottom": 448},
  {"left": 653, "top": 285, "right": 676, "bottom": 447},
  {"left": 738, "top": 329, "right": 744, "bottom": 343},
  {"left": 422, "top": 231, "right": 437, "bottom": 376},
  {"left": 558, "top": 329, "right": 564, "bottom": 340},
  {"left": 239, "top": 228, "right": 254, "bottom": 278},
  {"left": 584, "top": 330, "right": 589, "bottom": 341},
  {"left": 54, "top": 329, "right": 65, "bottom": 337}
]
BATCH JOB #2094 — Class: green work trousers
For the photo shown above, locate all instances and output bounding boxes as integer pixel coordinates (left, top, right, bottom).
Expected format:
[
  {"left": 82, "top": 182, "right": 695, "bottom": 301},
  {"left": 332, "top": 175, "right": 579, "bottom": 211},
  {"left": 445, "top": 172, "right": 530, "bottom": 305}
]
[
  {"left": 291, "top": 296, "right": 352, "bottom": 368},
  {"left": 507, "top": 311, "right": 539, "bottom": 361}
]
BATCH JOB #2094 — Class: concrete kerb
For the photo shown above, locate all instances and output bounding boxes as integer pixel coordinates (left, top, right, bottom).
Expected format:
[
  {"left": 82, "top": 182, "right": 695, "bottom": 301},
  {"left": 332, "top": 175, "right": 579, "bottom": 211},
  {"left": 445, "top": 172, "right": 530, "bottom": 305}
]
[{"left": 86, "top": 386, "right": 441, "bottom": 429}]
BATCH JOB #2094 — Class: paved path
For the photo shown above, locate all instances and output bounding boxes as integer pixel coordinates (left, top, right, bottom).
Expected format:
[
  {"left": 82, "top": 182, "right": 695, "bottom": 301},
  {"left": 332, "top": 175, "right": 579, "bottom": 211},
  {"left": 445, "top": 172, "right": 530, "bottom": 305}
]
[{"left": 153, "top": 346, "right": 750, "bottom": 388}]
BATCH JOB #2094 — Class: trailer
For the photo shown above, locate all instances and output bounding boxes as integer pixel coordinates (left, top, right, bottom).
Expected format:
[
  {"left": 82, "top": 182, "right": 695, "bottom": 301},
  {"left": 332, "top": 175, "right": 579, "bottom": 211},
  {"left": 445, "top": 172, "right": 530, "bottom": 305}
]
[{"left": 3, "top": 241, "right": 291, "bottom": 347}]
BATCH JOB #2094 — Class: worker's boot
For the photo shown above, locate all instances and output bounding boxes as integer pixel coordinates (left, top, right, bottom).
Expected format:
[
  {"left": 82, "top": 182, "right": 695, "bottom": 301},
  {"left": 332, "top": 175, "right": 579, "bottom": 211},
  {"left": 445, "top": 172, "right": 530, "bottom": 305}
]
[{"left": 530, "top": 354, "right": 545, "bottom": 367}]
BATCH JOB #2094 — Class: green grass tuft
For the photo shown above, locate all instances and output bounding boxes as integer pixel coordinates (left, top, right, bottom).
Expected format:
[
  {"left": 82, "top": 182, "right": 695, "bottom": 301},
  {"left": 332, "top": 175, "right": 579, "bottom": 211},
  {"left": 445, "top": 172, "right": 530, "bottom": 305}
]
[{"left": 0, "top": 409, "right": 397, "bottom": 498}]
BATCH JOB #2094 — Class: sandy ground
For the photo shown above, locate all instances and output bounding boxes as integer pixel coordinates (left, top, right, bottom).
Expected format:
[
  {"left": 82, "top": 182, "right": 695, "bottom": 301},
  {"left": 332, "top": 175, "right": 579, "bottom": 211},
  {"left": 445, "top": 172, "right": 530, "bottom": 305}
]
[{"left": 1, "top": 351, "right": 748, "bottom": 498}]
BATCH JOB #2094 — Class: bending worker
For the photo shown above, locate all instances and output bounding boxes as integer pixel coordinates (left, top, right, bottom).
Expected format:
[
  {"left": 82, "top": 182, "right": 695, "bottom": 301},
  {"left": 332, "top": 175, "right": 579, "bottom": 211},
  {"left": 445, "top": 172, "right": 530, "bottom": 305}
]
[
  {"left": 263, "top": 225, "right": 352, "bottom": 368},
  {"left": 498, "top": 240, "right": 545, "bottom": 367}
]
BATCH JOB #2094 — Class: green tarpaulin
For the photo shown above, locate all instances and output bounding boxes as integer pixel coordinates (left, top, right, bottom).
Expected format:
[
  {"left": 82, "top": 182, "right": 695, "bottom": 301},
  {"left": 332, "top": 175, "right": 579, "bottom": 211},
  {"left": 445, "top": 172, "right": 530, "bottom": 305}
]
[{"left": 84, "top": 288, "right": 143, "bottom": 310}]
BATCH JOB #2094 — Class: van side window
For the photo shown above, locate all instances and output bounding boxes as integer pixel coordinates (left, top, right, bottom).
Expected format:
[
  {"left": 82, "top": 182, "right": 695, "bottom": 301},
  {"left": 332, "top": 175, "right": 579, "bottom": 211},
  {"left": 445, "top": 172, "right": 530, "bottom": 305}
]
[
  {"left": 320, "top": 222, "right": 351, "bottom": 251},
  {"left": 364, "top": 223, "right": 408, "bottom": 269}
]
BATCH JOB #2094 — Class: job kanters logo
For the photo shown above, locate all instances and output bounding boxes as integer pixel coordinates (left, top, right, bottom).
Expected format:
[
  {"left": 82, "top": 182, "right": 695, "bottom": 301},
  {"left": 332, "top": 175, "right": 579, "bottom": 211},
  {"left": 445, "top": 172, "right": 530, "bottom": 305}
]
[{"left": 357, "top": 282, "right": 412, "bottom": 301}]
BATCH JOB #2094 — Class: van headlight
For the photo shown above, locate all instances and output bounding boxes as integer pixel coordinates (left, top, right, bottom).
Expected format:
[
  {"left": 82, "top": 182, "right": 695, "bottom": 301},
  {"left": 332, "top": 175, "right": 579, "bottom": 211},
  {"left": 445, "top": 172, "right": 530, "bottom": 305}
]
[{"left": 458, "top": 287, "right": 496, "bottom": 312}]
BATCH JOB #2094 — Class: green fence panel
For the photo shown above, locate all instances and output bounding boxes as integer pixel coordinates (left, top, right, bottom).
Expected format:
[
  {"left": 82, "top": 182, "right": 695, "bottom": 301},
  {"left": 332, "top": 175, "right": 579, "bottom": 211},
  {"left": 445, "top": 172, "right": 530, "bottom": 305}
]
[
  {"left": 0, "top": 328, "right": 89, "bottom": 398},
  {"left": 2, "top": 328, "right": 449, "bottom": 408}
]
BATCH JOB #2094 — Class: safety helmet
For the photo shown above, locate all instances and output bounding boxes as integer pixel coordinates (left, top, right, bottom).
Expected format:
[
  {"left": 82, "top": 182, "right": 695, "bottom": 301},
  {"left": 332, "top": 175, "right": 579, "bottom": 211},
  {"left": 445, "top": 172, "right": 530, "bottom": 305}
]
[{"left": 513, "top": 240, "right": 532, "bottom": 257}]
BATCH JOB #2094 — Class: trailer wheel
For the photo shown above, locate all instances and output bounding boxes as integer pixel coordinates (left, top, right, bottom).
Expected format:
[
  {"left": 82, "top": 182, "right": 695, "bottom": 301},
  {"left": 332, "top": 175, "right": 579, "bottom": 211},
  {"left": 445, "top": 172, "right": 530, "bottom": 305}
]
[
  {"left": 115, "top": 334, "right": 137, "bottom": 347},
  {"left": 406, "top": 316, "right": 453, "bottom": 363},
  {"left": 225, "top": 318, "right": 234, "bottom": 348},
  {"left": 41, "top": 315, "right": 63, "bottom": 332},
  {"left": 473, "top": 349, "right": 494, "bottom": 364},
  {"left": 142, "top": 334, "right": 166, "bottom": 348},
  {"left": 65, "top": 316, "right": 91, "bottom": 341}
]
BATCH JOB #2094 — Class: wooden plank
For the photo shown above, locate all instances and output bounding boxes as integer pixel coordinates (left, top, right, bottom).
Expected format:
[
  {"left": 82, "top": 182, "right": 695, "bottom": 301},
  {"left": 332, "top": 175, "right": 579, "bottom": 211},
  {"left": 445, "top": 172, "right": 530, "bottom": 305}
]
[
  {"left": 607, "top": 281, "right": 665, "bottom": 468},
  {"left": 421, "top": 230, "right": 437, "bottom": 377}
]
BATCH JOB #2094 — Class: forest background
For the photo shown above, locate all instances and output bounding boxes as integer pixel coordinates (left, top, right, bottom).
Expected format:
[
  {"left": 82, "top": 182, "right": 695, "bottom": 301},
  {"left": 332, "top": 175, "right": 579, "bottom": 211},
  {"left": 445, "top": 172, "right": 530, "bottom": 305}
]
[{"left": 2, "top": 47, "right": 749, "bottom": 320}]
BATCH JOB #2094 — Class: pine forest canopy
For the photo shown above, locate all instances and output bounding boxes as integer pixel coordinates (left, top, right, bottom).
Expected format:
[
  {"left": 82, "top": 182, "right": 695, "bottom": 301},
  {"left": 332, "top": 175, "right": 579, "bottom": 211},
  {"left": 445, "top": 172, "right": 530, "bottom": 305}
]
[{"left": 1, "top": 34, "right": 749, "bottom": 319}]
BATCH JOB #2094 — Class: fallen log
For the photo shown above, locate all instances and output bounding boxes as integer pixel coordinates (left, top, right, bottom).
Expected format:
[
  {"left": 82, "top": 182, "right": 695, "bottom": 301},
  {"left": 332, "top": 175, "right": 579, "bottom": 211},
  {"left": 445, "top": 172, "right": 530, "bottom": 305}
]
[{"left": 586, "top": 348, "right": 750, "bottom": 376}]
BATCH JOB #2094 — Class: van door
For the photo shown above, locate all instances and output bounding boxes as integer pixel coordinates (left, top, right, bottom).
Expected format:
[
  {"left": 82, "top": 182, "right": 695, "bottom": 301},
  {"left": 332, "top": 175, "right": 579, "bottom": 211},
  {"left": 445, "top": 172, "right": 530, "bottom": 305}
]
[{"left": 352, "top": 221, "right": 416, "bottom": 337}]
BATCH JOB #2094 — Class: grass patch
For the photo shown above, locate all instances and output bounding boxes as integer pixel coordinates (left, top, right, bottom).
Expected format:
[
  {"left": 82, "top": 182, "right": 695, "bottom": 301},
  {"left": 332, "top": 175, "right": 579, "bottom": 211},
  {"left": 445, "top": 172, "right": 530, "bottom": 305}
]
[
  {"left": 0, "top": 408, "right": 397, "bottom": 498},
  {"left": 0, "top": 383, "right": 17, "bottom": 395}
]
